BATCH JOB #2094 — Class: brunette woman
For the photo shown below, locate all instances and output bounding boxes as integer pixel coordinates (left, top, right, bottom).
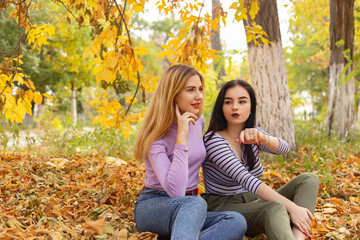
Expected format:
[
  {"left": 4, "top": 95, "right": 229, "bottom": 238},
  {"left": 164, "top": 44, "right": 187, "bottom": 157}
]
[{"left": 202, "top": 80, "right": 319, "bottom": 240}]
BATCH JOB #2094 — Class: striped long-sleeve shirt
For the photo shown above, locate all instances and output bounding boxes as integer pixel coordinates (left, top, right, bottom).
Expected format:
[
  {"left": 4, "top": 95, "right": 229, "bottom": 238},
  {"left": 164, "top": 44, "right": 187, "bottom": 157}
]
[{"left": 202, "top": 127, "right": 289, "bottom": 195}]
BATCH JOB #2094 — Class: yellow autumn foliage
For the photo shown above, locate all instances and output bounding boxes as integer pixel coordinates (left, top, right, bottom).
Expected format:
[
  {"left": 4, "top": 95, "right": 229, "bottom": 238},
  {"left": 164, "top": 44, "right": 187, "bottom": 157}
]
[{"left": 1, "top": 0, "right": 260, "bottom": 139}]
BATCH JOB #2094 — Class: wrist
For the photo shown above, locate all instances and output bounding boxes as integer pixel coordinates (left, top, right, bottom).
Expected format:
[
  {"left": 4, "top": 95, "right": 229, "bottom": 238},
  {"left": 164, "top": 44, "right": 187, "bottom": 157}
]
[
  {"left": 176, "top": 136, "right": 187, "bottom": 145},
  {"left": 175, "top": 144, "right": 189, "bottom": 152},
  {"left": 259, "top": 133, "right": 270, "bottom": 144}
]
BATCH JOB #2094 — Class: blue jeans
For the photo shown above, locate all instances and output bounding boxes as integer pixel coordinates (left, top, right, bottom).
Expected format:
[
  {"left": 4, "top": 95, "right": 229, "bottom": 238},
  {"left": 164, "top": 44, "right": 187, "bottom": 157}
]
[{"left": 134, "top": 188, "right": 247, "bottom": 240}]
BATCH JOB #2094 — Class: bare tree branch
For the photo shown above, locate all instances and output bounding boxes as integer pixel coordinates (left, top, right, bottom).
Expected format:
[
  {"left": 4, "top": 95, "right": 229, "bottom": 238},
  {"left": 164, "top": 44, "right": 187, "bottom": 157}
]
[{"left": 113, "top": 0, "right": 142, "bottom": 117}]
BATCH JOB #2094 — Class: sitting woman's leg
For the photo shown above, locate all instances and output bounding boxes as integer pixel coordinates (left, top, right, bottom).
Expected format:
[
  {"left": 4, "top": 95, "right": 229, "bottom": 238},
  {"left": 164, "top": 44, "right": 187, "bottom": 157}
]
[
  {"left": 276, "top": 173, "right": 319, "bottom": 214},
  {"left": 200, "top": 211, "right": 247, "bottom": 240},
  {"left": 134, "top": 188, "right": 207, "bottom": 240}
]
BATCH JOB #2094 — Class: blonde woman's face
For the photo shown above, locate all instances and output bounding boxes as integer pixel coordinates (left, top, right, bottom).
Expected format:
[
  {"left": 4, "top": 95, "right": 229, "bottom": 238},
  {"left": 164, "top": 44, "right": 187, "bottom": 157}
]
[{"left": 174, "top": 75, "right": 203, "bottom": 116}]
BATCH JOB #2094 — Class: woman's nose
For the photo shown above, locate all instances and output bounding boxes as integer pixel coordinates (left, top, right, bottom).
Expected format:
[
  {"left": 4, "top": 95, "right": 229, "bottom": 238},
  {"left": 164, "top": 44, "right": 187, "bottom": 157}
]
[
  {"left": 196, "top": 90, "right": 203, "bottom": 100},
  {"left": 232, "top": 102, "right": 239, "bottom": 110}
]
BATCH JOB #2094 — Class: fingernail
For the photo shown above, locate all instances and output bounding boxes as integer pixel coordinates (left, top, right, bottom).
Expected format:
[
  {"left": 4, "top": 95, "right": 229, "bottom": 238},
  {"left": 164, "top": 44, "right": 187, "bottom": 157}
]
[
  {"left": 302, "top": 231, "right": 308, "bottom": 237},
  {"left": 241, "top": 141, "right": 244, "bottom": 144}
]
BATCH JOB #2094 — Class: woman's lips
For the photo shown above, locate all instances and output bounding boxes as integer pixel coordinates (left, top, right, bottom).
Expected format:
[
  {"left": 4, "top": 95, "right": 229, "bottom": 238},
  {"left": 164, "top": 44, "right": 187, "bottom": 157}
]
[
  {"left": 192, "top": 103, "right": 201, "bottom": 108},
  {"left": 231, "top": 113, "right": 240, "bottom": 117}
]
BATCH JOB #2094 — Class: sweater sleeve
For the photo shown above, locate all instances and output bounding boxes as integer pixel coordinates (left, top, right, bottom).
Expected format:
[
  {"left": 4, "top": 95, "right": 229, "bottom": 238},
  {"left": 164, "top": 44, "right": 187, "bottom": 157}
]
[
  {"left": 204, "top": 134, "right": 263, "bottom": 195},
  {"left": 256, "top": 126, "right": 290, "bottom": 155},
  {"left": 148, "top": 141, "right": 189, "bottom": 198}
]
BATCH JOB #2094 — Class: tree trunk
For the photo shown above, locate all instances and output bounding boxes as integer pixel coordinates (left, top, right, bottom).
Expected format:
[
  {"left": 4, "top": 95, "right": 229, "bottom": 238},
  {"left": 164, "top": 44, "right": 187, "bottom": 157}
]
[
  {"left": 243, "top": 0, "right": 297, "bottom": 151},
  {"left": 71, "top": 82, "right": 77, "bottom": 125},
  {"left": 211, "top": 0, "right": 226, "bottom": 87},
  {"left": 326, "top": 0, "right": 356, "bottom": 139},
  {"left": 34, "top": 102, "right": 46, "bottom": 128},
  {"left": 358, "top": 88, "right": 360, "bottom": 123}
]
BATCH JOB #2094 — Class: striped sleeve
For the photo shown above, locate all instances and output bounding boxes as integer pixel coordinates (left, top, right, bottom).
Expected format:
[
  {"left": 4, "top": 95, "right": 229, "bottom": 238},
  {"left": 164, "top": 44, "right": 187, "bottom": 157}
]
[
  {"left": 256, "top": 126, "right": 290, "bottom": 155},
  {"left": 204, "top": 134, "right": 263, "bottom": 195}
]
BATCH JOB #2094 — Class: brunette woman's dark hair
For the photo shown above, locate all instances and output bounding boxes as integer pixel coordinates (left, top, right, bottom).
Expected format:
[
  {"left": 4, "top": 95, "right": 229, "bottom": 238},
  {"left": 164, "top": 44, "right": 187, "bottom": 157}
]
[{"left": 206, "top": 79, "right": 257, "bottom": 170}]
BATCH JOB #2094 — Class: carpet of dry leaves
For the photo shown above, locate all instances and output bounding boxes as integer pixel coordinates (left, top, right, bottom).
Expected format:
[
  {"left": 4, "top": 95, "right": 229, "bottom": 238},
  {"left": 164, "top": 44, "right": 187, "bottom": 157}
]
[{"left": 0, "top": 148, "right": 359, "bottom": 240}]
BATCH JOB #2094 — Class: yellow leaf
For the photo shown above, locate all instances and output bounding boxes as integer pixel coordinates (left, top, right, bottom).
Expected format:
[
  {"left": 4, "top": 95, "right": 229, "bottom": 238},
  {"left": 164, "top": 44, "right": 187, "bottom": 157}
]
[
  {"left": 126, "top": 96, "right": 137, "bottom": 104},
  {"left": 91, "top": 65, "right": 103, "bottom": 76},
  {"left": 83, "top": 46, "right": 93, "bottom": 59},
  {"left": 23, "top": 98, "right": 32, "bottom": 115},
  {"left": 158, "top": 51, "right": 168, "bottom": 59},
  {"left": 25, "top": 90, "right": 33, "bottom": 100},
  {"left": 229, "top": 2, "right": 239, "bottom": 10},
  {"left": 249, "top": 1, "right": 259, "bottom": 20},
  {"left": 135, "top": 46, "right": 149, "bottom": 55},
  {"left": 43, "top": 93, "right": 52, "bottom": 99},
  {"left": 102, "top": 69, "right": 114, "bottom": 83},
  {"left": 0, "top": 75, "right": 6, "bottom": 87},
  {"left": 24, "top": 80, "right": 35, "bottom": 90},
  {"left": 122, "top": 121, "right": 133, "bottom": 139},
  {"left": 89, "top": 100, "right": 101, "bottom": 106},
  {"left": 14, "top": 74, "right": 24, "bottom": 84},
  {"left": 34, "top": 91, "right": 43, "bottom": 104},
  {"left": 161, "top": 44, "right": 173, "bottom": 51},
  {"left": 5, "top": 109, "right": 11, "bottom": 120}
]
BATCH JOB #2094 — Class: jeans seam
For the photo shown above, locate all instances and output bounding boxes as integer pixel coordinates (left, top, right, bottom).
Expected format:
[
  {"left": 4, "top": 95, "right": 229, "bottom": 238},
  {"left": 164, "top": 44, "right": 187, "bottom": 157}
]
[{"left": 136, "top": 200, "right": 188, "bottom": 209}]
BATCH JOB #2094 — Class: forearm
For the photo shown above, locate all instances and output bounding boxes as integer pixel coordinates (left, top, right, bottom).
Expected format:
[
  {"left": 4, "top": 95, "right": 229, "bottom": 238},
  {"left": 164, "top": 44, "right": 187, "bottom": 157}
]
[{"left": 260, "top": 134, "right": 280, "bottom": 152}]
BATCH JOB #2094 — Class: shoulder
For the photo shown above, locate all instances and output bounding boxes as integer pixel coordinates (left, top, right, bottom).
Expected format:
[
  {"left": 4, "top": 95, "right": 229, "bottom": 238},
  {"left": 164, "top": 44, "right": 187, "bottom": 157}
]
[
  {"left": 204, "top": 132, "right": 226, "bottom": 146},
  {"left": 149, "top": 138, "right": 167, "bottom": 152}
]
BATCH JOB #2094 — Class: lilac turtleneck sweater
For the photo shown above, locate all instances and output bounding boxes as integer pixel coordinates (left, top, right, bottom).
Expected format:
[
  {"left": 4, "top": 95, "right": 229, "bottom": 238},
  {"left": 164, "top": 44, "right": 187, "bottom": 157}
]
[{"left": 144, "top": 117, "right": 206, "bottom": 198}]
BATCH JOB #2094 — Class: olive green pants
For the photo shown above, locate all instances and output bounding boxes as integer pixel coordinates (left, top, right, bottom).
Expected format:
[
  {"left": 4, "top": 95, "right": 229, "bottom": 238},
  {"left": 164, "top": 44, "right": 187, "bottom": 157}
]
[{"left": 202, "top": 173, "right": 319, "bottom": 240}]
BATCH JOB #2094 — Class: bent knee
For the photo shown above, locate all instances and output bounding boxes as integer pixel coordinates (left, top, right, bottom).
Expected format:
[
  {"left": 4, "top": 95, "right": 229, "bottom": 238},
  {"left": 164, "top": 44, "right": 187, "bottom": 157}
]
[
  {"left": 232, "top": 212, "right": 247, "bottom": 237},
  {"left": 221, "top": 211, "right": 247, "bottom": 238},
  {"left": 300, "top": 172, "right": 319, "bottom": 186},
  {"left": 225, "top": 211, "right": 246, "bottom": 224}
]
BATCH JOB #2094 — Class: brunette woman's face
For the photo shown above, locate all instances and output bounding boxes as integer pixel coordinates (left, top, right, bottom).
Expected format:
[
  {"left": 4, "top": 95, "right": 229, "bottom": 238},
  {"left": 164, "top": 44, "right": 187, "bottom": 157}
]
[
  {"left": 222, "top": 85, "right": 251, "bottom": 127},
  {"left": 174, "top": 75, "right": 203, "bottom": 116}
]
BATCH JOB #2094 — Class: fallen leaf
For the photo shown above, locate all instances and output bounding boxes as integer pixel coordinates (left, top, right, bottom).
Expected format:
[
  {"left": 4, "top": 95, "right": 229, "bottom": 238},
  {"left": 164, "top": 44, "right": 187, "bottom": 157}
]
[{"left": 83, "top": 217, "right": 105, "bottom": 235}]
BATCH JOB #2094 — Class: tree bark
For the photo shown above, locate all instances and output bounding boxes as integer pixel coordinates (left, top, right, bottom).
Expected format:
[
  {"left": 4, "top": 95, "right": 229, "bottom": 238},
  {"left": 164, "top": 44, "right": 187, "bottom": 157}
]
[
  {"left": 71, "top": 82, "right": 77, "bottom": 125},
  {"left": 243, "top": 0, "right": 297, "bottom": 151},
  {"left": 326, "top": 0, "right": 356, "bottom": 139},
  {"left": 211, "top": 0, "right": 226, "bottom": 87},
  {"left": 358, "top": 89, "right": 360, "bottom": 123}
]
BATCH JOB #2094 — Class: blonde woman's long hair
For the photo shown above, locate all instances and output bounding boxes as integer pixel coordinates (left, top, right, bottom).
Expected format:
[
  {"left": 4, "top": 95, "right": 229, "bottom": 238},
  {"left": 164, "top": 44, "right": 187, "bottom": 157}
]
[{"left": 134, "top": 64, "right": 205, "bottom": 161}]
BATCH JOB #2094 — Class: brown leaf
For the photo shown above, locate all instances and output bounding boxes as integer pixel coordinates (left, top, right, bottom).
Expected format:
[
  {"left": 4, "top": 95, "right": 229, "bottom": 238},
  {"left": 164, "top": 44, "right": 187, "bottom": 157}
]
[
  {"left": 83, "top": 217, "right": 105, "bottom": 235},
  {"left": 137, "top": 232, "right": 158, "bottom": 240}
]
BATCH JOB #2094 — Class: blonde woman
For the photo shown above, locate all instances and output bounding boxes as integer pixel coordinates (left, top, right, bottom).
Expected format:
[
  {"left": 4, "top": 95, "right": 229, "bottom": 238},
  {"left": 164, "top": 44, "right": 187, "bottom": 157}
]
[{"left": 133, "top": 64, "right": 246, "bottom": 240}]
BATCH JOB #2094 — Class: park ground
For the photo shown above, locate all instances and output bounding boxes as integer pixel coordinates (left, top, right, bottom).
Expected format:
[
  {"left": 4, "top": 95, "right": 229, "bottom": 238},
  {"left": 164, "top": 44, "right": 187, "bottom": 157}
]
[{"left": 0, "top": 127, "right": 359, "bottom": 239}]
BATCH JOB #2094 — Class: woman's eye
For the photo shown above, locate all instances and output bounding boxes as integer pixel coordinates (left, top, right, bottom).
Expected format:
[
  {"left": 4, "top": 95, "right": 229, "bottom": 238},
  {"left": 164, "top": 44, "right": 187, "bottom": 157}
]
[
  {"left": 224, "top": 101, "right": 232, "bottom": 104},
  {"left": 239, "top": 101, "right": 246, "bottom": 104}
]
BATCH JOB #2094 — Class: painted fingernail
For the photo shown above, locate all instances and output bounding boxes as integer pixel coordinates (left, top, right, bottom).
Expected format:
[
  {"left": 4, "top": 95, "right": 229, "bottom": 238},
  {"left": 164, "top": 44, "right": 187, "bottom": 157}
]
[{"left": 241, "top": 141, "right": 244, "bottom": 144}]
